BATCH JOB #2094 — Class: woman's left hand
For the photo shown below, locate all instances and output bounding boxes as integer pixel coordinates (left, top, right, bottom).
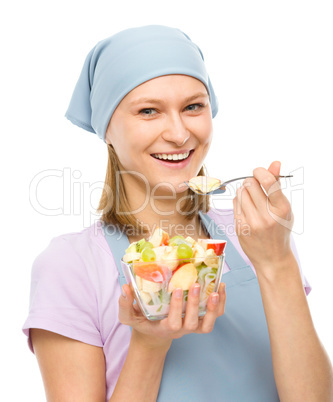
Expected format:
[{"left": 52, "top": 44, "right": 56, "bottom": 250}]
[{"left": 233, "top": 161, "right": 294, "bottom": 274}]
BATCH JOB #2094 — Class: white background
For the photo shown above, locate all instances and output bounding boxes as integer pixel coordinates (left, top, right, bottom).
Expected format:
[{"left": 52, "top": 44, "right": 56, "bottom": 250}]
[{"left": 1, "top": 0, "right": 332, "bottom": 399}]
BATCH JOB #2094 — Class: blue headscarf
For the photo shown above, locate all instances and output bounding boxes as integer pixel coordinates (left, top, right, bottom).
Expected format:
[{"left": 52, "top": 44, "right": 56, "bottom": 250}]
[{"left": 65, "top": 25, "right": 218, "bottom": 142}]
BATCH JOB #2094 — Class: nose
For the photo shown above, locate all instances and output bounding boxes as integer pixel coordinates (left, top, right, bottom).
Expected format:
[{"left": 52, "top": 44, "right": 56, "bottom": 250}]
[{"left": 161, "top": 112, "right": 190, "bottom": 147}]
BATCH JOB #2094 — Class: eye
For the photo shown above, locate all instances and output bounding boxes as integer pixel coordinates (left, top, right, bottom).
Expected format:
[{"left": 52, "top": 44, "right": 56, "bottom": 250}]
[
  {"left": 139, "top": 108, "right": 157, "bottom": 116},
  {"left": 185, "top": 103, "right": 204, "bottom": 112}
]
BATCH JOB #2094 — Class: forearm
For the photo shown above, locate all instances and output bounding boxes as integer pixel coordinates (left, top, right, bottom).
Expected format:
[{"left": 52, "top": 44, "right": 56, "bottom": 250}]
[
  {"left": 256, "top": 253, "right": 333, "bottom": 401},
  {"left": 110, "top": 329, "right": 171, "bottom": 402}
]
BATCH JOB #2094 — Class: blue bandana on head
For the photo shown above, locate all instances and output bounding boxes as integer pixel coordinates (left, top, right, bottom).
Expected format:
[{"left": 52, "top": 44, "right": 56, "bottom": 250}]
[{"left": 65, "top": 25, "right": 219, "bottom": 142}]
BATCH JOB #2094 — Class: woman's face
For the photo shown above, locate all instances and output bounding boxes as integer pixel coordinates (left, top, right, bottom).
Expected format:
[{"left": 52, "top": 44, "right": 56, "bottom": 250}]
[{"left": 105, "top": 74, "right": 213, "bottom": 194}]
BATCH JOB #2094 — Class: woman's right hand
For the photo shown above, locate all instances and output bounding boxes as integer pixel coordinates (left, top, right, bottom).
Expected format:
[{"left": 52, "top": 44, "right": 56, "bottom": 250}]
[{"left": 118, "top": 282, "right": 226, "bottom": 350}]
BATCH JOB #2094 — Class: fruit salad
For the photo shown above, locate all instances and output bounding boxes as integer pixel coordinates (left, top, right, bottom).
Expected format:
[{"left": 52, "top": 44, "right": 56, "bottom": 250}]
[
  {"left": 121, "top": 228, "right": 226, "bottom": 320},
  {"left": 187, "top": 176, "right": 221, "bottom": 194}
]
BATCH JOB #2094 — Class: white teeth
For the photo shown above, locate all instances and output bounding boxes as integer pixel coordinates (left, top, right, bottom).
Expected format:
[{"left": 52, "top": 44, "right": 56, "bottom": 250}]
[{"left": 152, "top": 151, "right": 190, "bottom": 161}]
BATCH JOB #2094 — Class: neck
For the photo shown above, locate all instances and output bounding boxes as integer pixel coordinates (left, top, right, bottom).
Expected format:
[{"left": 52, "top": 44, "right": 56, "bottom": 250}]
[{"left": 121, "top": 176, "right": 210, "bottom": 241}]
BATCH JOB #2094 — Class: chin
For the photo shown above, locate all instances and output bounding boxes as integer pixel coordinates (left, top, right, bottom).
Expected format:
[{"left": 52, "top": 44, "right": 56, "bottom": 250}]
[{"left": 149, "top": 178, "right": 189, "bottom": 196}]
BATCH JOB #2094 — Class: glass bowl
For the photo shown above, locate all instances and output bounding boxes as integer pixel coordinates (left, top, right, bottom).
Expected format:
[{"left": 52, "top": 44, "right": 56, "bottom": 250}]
[{"left": 120, "top": 255, "right": 225, "bottom": 321}]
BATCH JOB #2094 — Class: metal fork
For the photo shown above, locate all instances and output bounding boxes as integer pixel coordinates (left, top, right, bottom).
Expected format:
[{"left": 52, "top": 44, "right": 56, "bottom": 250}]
[{"left": 184, "top": 175, "right": 293, "bottom": 195}]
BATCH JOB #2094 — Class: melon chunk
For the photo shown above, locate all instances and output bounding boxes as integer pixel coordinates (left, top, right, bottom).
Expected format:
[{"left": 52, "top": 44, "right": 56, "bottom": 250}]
[
  {"left": 149, "top": 227, "right": 170, "bottom": 247},
  {"left": 141, "top": 278, "right": 162, "bottom": 293},
  {"left": 185, "top": 236, "right": 196, "bottom": 246},
  {"left": 161, "top": 248, "right": 179, "bottom": 271},
  {"left": 188, "top": 176, "right": 221, "bottom": 194},
  {"left": 140, "top": 290, "right": 152, "bottom": 304},
  {"left": 192, "top": 243, "right": 205, "bottom": 266},
  {"left": 123, "top": 252, "right": 141, "bottom": 263},
  {"left": 135, "top": 275, "right": 143, "bottom": 291},
  {"left": 204, "top": 249, "right": 219, "bottom": 268}
]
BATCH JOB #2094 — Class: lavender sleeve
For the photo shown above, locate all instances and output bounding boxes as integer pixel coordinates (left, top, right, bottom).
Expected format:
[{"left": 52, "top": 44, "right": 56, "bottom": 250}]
[
  {"left": 290, "top": 234, "right": 312, "bottom": 295},
  {"left": 22, "top": 236, "right": 103, "bottom": 353}
]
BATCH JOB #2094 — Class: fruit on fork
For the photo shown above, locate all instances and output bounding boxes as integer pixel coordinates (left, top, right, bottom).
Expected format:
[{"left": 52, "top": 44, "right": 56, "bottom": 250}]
[{"left": 185, "top": 174, "right": 293, "bottom": 195}]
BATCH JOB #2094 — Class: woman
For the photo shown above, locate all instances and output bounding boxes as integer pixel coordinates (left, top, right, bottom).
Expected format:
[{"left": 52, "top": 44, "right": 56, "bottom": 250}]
[{"left": 23, "top": 25, "right": 332, "bottom": 401}]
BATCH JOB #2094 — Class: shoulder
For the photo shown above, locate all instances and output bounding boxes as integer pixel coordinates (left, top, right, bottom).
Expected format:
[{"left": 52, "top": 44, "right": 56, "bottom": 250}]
[
  {"left": 31, "top": 220, "right": 117, "bottom": 285},
  {"left": 207, "top": 208, "right": 235, "bottom": 222},
  {"left": 24, "top": 221, "right": 122, "bottom": 350},
  {"left": 205, "top": 208, "right": 236, "bottom": 234}
]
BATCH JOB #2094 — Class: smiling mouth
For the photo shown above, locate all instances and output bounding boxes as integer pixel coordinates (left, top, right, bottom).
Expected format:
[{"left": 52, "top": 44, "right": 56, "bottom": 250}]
[{"left": 151, "top": 149, "right": 194, "bottom": 163}]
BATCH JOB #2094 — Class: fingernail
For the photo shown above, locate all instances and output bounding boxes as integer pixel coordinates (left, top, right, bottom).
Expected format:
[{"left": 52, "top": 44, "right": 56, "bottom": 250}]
[
  {"left": 193, "top": 284, "right": 200, "bottom": 296},
  {"left": 174, "top": 288, "right": 182, "bottom": 299},
  {"left": 221, "top": 283, "right": 226, "bottom": 294},
  {"left": 211, "top": 294, "right": 219, "bottom": 305},
  {"left": 121, "top": 287, "right": 127, "bottom": 299}
]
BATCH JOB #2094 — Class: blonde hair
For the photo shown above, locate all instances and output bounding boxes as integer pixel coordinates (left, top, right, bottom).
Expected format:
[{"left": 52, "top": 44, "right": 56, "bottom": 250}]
[{"left": 97, "top": 144, "right": 210, "bottom": 235}]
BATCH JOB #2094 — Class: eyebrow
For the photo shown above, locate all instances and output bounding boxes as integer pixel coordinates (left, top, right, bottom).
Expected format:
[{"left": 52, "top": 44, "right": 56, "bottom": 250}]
[{"left": 129, "top": 92, "right": 209, "bottom": 106}]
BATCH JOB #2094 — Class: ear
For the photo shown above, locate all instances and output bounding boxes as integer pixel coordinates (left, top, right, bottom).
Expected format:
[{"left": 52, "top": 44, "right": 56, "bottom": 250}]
[
  {"left": 104, "top": 129, "right": 112, "bottom": 145},
  {"left": 104, "top": 119, "right": 114, "bottom": 145}
]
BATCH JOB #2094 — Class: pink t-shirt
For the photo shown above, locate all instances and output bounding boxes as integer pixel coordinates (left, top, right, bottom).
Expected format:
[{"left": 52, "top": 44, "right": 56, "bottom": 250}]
[{"left": 22, "top": 209, "right": 311, "bottom": 400}]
